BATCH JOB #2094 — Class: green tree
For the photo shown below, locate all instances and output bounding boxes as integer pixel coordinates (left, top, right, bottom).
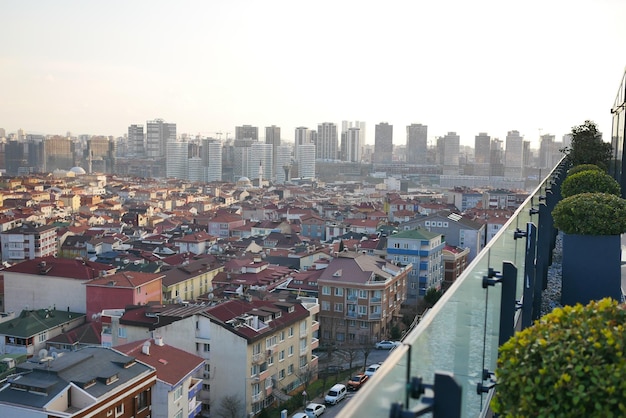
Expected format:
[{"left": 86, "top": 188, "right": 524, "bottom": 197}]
[
  {"left": 563, "top": 120, "right": 612, "bottom": 169},
  {"left": 561, "top": 170, "right": 621, "bottom": 198},
  {"left": 423, "top": 288, "right": 443, "bottom": 307}
]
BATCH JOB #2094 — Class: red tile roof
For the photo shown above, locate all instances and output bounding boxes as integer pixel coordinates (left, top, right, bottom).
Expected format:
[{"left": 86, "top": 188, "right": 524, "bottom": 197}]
[
  {"left": 86, "top": 271, "right": 164, "bottom": 288},
  {"left": 115, "top": 338, "right": 205, "bottom": 386},
  {"left": 5, "top": 257, "right": 113, "bottom": 280}
]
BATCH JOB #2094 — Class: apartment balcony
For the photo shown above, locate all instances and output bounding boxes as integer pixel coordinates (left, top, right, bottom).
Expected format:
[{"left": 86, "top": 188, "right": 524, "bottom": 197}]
[
  {"left": 189, "top": 400, "right": 202, "bottom": 418},
  {"left": 311, "top": 320, "right": 319, "bottom": 332},
  {"left": 310, "top": 337, "right": 319, "bottom": 350},
  {"left": 346, "top": 311, "right": 357, "bottom": 318},
  {"left": 369, "top": 297, "right": 382, "bottom": 304},
  {"left": 258, "top": 368, "right": 271, "bottom": 382},
  {"left": 341, "top": 158, "right": 570, "bottom": 418},
  {"left": 251, "top": 392, "right": 262, "bottom": 403},
  {"left": 252, "top": 352, "right": 265, "bottom": 364},
  {"left": 369, "top": 313, "right": 381, "bottom": 319},
  {"left": 188, "top": 377, "right": 202, "bottom": 400}
]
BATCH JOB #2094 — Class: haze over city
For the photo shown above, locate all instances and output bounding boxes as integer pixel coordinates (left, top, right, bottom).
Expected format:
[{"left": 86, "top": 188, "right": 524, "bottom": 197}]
[{"left": 2, "top": 0, "right": 626, "bottom": 146}]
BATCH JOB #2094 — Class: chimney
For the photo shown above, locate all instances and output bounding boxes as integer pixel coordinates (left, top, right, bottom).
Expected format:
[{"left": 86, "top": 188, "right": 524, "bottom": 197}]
[
  {"left": 142, "top": 341, "right": 150, "bottom": 355},
  {"left": 154, "top": 335, "right": 164, "bottom": 346}
]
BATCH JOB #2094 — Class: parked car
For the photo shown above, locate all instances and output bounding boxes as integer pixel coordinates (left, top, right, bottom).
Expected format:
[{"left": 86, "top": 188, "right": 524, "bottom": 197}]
[
  {"left": 304, "top": 402, "right": 326, "bottom": 417},
  {"left": 364, "top": 363, "right": 381, "bottom": 377},
  {"left": 375, "top": 340, "right": 400, "bottom": 350},
  {"left": 293, "top": 413, "right": 309, "bottom": 418},
  {"left": 347, "top": 373, "right": 369, "bottom": 390},
  {"left": 324, "top": 383, "right": 347, "bottom": 405}
]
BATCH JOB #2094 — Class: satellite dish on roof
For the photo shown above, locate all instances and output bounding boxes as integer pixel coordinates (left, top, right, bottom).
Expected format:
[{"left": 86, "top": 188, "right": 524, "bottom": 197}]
[
  {"left": 208, "top": 293, "right": 214, "bottom": 301},
  {"left": 38, "top": 349, "right": 48, "bottom": 359}
]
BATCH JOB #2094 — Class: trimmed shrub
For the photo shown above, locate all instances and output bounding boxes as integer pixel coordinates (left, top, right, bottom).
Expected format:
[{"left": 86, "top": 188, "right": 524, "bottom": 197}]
[
  {"left": 567, "top": 163, "right": 603, "bottom": 177},
  {"left": 492, "top": 298, "right": 626, "bottom": 417},
  {"left": 561, "top": 170, "right": 621, "bottom": 198},
  {"left": 552, "top": 192, "right": 626, "bottom": 235}
]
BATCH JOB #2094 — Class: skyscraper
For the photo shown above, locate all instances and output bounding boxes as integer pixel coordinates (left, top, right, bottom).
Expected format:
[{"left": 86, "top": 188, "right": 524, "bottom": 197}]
[
  {"left": 539, "top": 134, "right": 556, "bottom": 169},
  {"left": 202, "top": 138, "right": 222, "bottom": 182},
  {"left": 294, "top": 127, "right": 311, "bottom": 159},
  {"left": 250, "top": 142, "right": 273, "bottom": 181},
  {"left": 128, "top": 124, "right": 144, "bottom": 157},
  {"left": 474, "top": 132, "right": 491, "bottom": 176},
  {"left": 296, "top": 144, "right": 316, "bottom": 179},
  {"left": 275, "top": 145, "right": 292, "bottom": 184},
  {"left": 316, "top": 122, "right": 338, "bottom": 160},
  {"left": 166, "top": 139, "right": 188, "bottom": 179},
  {"left": 406, "top": 124, "right": 428, "bottom": 164},
  {"left": 265, "top": 125, "right": 281, "bottom": 180},
  {"left": 235, "top": 125, "right": 258, "bottom": 141},
  {"left": 341, "top": 127, "right": 362, "bottom": 162},
  {"left": 439, "top": 132, "right": 460, "bottom": 175},
  {"left": 374, "top": 122, "right": 393, "bottom": 164},
  {"left": 44, "top": 135, "right": 75, "bottom": 172},
  {"left": 146, "top": 119, "right": 176, "bottom": 159},
  {"left": 504, "top": 130, "right": 524, "bottom": 178}
]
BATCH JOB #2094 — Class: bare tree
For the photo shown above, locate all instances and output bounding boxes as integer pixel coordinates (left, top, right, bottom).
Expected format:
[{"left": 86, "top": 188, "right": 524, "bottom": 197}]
[
  {"left": 295, "top": 363, "right": 316, "bottom": 393},
  {"left": 343, "top": 343, "right": 360, "bottom": 370},
  {"left": 216, "top": 394, "right": 244, "bottom": 418}
]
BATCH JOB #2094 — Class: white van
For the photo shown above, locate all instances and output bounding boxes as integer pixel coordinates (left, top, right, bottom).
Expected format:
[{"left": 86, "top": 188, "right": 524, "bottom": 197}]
[{"left": 324, "top": 383, "right": 347, "bottom": 405}]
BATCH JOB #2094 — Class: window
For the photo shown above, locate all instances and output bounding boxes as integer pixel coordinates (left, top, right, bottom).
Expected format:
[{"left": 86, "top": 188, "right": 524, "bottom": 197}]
[
  {"left": 358, "top": 289, "right": 367, "bottom": 299},
  {"left": 322, "top": 286, "right": 331, "bottom": 295},
  {"left": 115, "top": 404, "right": 124, "bottom": 417},
  {"left": 38, "top": 332, "right": 47, "bottom": 343},
  {"left": 280, "top": 331, "right": 285, "bottom": 341},
  {"left": 334, "top": 303, "right": 343, "bottom": 312},
  {"left": 174, "top": 385, "right": 183, "bottom": 400},
  {"left": 174, "top": 410, "right": 183, "bottom": 418},
  {"left": 117, "top": 327, "right": 127, "bottom": 338},
  {"left": 334, "top": 287, "right": 343, "bottom": 296},
  {"left": 321, "top": 301, "right": 330, "bottom": 311},
  {"left": 268, "top": 355, "right": 274, "bottom": 366},
  {"left": 288, "top": 345, "right": 294, "bottom": 356},
  {"left": 299, "top": 356, "right": 307, "bottom": 367},
  {"left": 203, "top": 343, "right": 210, "bottom": 352},
  {"left": 279, "top": 350, "right": 285, "bottom": 361},
  {"left": 279, "top": 369, "right": 285, "bottom": 380},
  {"left": 288, "top": 364, "right": 294, "bottom": 375},
  {"left": 288, "top": 327, "right": 294, "bottom": 337},
  {"left": 358, "top": 305, "right": 367, "bottom": 315}
]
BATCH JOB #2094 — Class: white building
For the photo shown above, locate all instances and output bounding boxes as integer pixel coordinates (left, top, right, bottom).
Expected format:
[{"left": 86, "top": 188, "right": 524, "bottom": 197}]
[
  {"left": 202, "top": 138, "right": 223, "bottom": 182},
  {"left": 166, "top": 139, "right": 188, "bottom": 179},
  {"left": 1, "top": 223, "right": 57, "bottom": 262},
  {"left": 504, "top": 130, "right": 524, "bottom": 178},
  {"left": 296, "top": 144, "right": 316, "bottom": 179}
]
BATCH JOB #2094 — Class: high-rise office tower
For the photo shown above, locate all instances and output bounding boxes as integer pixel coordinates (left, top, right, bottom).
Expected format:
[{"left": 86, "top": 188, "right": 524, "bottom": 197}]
[
  {"left": 166, "top": 139, "right": 189, "bottom": 179},
  {"left": 374, "top": 122, "right": 393, "bottom": 163},
  {"left": 235, "top": 125, "right": 258, "bottom": 141},
  {"left": 265, "top": 125, "right": 281, "bottom": 180},
  {"left": 188, "top": 157, "right": 204, "bottom": 182},
  {"left": 128, "top": 124, "right": 144, "bottom": 157},
  {"left": 44, "top": 135, "right": 75, "bottom": 172},
  {"left": 504, "top": 130, "right": 524, "bottom": 178},
  {"left": 296, "top": 144, "right": 316, "bottom": 179},
  {"left": 87, "top": 136, "right": 115, "bottom": 173},
  {"left": 146, "top": 119, "right": 176, "bottom": 159},
  {"left": 233, "top": 138, "right": 256, "bottom": 180},
  {"left": 275, "top": 145, "right": 292, "bottom": 184},
  {"left": 294, "top": 127, "right": 311, "bottom": 158},
  {"left": 341, "top": 127, "right": 362, "bottom": 162},
  {"left": 474, "top": 132, "right": 491, "bottom": 176},
  {"left": 439, "top": 132, "right": 460, "bottom": 175},
  {"left": 316, "top": 122, "right": 338, "bottom": 160},
  {"left": 202, "top": 138, "right": 222, "bottom": 182},
  {"left": 406, "top": 124, "right": 428, "bottom": 164},
  {"left": 539, "top": 134, "right": 556, "bottom": 169}
]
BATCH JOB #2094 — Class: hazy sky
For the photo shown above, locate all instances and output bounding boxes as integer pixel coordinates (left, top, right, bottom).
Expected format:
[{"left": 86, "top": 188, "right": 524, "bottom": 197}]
[{"left": 2, "top": 0, "right": 625, "bottom": 146}]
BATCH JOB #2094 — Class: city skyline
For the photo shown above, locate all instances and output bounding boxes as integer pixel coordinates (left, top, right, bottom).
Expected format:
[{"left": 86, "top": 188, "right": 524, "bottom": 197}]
[{"left": 2, "top": 0, "right": 625, "bottom": 146}]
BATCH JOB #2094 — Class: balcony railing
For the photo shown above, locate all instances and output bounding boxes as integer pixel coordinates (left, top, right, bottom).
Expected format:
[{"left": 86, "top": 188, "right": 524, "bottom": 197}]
[{"left": 341, "top": 157, "right": 567, "bottom": 418}]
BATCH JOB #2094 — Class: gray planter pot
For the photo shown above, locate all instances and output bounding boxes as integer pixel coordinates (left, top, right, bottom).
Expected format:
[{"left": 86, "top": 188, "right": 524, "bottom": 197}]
[{"left": 561, "top": 234, "right": 622, "bottom": 306}]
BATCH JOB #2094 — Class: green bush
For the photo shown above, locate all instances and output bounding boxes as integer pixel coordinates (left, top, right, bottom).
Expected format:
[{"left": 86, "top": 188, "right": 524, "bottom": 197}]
[
  {"left": 552, "top": 192, "right": 626, "bottom": 235},
  {"left": 492, "top": 298, "right": 626, "bottom": 417},
  {"left": 567, "top": 163, "right": 603, "bottom": 177},
  {"left": 561, "top": 170, "right": 621, "bottom": 198}
]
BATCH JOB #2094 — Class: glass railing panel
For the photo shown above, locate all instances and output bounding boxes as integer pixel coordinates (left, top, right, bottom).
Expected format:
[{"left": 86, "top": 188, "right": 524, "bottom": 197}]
[{"left": 341, "top": 162, "right": 564, "bottom": 418}]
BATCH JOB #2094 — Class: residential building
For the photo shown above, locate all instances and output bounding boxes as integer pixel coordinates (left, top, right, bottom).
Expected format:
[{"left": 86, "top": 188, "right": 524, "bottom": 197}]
[
  {"left": 341, "top": 127, "right": 362, "bottom": 163},
  {"left": 85, "top": 271, "right": 164, "bottom": 323},
  {"left": 439, "top": 132, "right": 460, "bottom": 175},
  {"left": 318, "top": 252, "right": 411, "bottom": 344},
  {"left": 236, "top": 125, "right": 259, "bottom": 141},
  {"left": 165, "top": 139, "right": 188, "bottom": 179},
  {"left": 3, "top": 257, "right": 114, "bottom": 315},
  {"left": 0, "top": 346, "right": 156, "bottom": 418},
  {"left": 174, "top": 231, "right": 217, "bottom": 255},
  {"left": 116, "top": 337, "right": 205, "bottom": 418},
  {"left": 316, "top": 122, "right": 338, "bottom": 160},
  {"left": 401, "top": 211, "right": 486, "bottom": 261},
  {"left": 161, "top": 256, "right": 223, "bottom": 303},
  {"left": 387, "top": 228, "right": 444, "bottom": 298},
  {"left": 275, "top": 145, "right": 292, "bottom": 184},
  {"left": 201, "top": 138, "right": 222, "bottom": 182},
  {"left": 146, "top": 119, "right": 176, "bottom": 159},
  {"left": 374, "top": 122, "right": 393, "bottom": 164},
  {"left": 294, "top": 127, "right": 311, "bottom": 159},
  {"left": 441, "top": 245, "right": 470, "bottom": 291},
  {"left": 504, "top": 130, "right": 524, "bottom": 178},
  {"left": 0, "top": 309, "right": 85, "bottom": 357},
  {"left": 128, "top": 123, "right": 145, "bottom": 157},
  {"left": 296, "top": 144, "right": 316, "bottom": 179},
  {"left": 406, "top": 124, "right": 428, "bottom": 164},
  {"left": 1, "top": 223, "right": 57, "bottom": 262},
  {"left": 206, "top": 212, "right": 245, "bottom": 239},
  {"left": 265, "top": 125, "right": 281, "bottom": 179},
  {"left": 474, "top": 132, "right": 491, "bottom": 176},
  {"left": 44, "top": 135, "right": 75, "bottom": 172},
  {"left": 300, "top": 214, "right": 326, "bottom": 241}
]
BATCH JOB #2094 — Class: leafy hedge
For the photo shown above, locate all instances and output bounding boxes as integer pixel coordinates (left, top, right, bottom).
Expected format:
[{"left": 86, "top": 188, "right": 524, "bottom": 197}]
[
  {"left": 492, "top": 298, "right": 626, "bottom": 417},
  {"left": 561, "top": 170, "right": 621, "bottom": 198},
  {"left": 552, "top": 192, "right": 626, "bottom": 235},
  {"left": 567, "top": 164, "right": 603, "bottom": 177}
]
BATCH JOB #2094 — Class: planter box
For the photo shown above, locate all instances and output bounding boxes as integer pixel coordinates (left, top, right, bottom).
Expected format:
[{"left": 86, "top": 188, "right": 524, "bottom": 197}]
[{"left": 561, "top": 234, "right": 622, "bottom": 306}]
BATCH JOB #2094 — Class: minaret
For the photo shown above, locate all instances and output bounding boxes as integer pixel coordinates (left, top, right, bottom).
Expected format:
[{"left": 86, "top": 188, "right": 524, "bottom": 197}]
[{"left": 258, "top": 160, "right": 263, "bottom": 188}]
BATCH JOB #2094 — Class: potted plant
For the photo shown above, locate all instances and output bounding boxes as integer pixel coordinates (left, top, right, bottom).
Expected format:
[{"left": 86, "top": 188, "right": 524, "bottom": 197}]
[
  {"left": 566, "top": 163, "right": 603, "bottom": 177},
  {"left": 552, "top": 192, "right": 626, "bottom": 305},
  {"left": 560, "top": 170, "right": 621, "bottom": 198},
  {"left": 492, "top": 298, "right": 626, "bottom": 417}
]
